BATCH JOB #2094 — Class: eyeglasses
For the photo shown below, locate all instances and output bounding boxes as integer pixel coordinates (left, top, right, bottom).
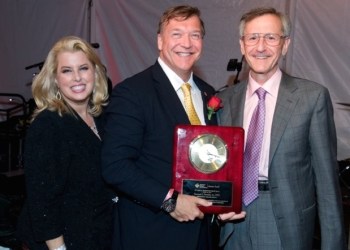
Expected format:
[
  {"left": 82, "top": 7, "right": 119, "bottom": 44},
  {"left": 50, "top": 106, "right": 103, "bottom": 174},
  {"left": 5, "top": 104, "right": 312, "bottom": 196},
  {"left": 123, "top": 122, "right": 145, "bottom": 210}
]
[{"left": 241, "top": 33, "right": 287, "bottom": 46}]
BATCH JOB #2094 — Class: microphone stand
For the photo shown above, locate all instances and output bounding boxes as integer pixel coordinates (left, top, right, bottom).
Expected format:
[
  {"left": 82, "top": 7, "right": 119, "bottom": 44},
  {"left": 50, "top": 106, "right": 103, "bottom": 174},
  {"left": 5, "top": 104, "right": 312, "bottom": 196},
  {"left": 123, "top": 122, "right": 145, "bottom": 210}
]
[
  {"left": 25, "top": 62, "right": 44, "bottom": 70},
  {"left": 216, "top": 56, "right": 245, "bottom": 93},
  {"left": 24, "top": 43, "right": 100, "bottom": 71},
  {"left": 233, "top": 56, "right": 244, "bottom": 85}
]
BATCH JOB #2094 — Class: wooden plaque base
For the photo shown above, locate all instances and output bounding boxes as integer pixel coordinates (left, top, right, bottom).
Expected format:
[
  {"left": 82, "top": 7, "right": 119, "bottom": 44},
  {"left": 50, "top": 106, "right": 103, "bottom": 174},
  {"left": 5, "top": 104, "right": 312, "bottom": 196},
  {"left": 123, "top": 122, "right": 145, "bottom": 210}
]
[{"left": 172, "top": 125, "right": 244, "bottom": 214}]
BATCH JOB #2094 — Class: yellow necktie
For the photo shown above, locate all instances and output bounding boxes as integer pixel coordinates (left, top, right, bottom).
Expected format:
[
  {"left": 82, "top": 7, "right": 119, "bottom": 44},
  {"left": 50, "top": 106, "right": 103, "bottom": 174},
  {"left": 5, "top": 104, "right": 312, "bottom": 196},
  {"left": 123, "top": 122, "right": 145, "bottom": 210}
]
[{"left": 181, "top": 83, "right": 201, "bottom": 125}]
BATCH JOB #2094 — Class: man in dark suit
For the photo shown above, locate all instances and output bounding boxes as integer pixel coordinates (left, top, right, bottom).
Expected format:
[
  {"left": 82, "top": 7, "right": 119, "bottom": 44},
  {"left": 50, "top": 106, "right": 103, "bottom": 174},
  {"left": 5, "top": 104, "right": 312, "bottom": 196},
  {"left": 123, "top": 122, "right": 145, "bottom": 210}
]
[
  {"left": 101, "top": 5, "right": 245, "bottom": 250},
  {"left": 218, "top": 7, "right": 346, "bottom": 250}
]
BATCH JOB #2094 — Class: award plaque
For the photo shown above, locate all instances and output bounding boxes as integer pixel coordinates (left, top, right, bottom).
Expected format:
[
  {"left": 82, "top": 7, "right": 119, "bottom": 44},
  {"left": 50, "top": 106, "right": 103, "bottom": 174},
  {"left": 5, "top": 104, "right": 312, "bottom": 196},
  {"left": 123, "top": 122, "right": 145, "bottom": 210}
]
[{"left": 172, "top": 125, "right": 244, "bottom": 214}]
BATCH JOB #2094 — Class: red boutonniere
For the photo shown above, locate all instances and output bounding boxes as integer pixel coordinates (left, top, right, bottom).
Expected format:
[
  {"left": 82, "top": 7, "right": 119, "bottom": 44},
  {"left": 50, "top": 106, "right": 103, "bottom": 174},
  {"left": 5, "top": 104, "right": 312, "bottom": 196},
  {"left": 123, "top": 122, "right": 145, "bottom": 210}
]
[{"left": 207, "top": 96, "right": 223, "bottom": 120}]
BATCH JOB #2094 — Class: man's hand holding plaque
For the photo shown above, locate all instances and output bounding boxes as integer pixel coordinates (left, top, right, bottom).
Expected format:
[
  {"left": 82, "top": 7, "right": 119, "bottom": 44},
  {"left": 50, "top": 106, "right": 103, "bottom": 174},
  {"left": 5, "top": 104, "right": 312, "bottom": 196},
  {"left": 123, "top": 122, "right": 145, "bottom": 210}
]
[{"left": 172, "top": 125, "right": 244, "bottom": 214}]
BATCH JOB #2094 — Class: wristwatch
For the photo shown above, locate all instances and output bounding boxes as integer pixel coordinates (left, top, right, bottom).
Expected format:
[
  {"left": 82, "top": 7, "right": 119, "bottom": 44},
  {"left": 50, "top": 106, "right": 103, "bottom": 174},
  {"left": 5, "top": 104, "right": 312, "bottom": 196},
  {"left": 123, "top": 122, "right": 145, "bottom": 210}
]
[{"left": 161, "top": 190, "right": 179, "bottom": 213}]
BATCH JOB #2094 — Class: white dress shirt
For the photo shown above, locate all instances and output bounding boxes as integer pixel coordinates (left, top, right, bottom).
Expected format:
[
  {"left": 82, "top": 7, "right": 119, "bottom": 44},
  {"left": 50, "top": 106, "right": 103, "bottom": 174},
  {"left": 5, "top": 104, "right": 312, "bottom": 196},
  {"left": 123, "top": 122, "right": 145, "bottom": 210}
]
[{"left": 158, "top": 57, "right": 205, "bottom": 125}]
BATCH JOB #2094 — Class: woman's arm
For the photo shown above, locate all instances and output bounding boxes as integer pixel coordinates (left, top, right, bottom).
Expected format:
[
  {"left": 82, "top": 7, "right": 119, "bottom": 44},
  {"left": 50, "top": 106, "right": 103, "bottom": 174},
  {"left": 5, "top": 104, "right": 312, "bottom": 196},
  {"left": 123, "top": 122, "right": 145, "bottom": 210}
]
[{"left": 46, "top": 235, "right": 65, "bottom": 250}]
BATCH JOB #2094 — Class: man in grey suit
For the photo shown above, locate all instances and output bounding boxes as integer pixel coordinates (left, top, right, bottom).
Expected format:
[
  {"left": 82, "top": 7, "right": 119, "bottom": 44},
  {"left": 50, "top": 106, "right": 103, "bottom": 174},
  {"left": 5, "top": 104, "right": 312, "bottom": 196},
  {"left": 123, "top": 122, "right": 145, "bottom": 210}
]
[{"left": 218, "top": 7, "right": 346, "bottom": 250}]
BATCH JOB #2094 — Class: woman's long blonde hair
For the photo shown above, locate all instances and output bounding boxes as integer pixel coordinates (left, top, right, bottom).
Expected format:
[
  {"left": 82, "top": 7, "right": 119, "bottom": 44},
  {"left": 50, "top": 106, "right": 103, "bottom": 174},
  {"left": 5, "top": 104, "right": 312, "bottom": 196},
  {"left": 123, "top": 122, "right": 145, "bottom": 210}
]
[{"left": 31, "top": 36, "right": 109, "bottom": 120}]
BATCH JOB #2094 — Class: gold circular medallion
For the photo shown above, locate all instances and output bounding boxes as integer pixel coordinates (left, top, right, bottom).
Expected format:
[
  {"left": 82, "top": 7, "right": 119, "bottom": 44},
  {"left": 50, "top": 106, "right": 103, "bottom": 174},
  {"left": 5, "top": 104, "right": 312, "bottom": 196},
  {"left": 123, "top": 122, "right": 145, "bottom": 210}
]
[{"left": 189, "top": 134, "right": 228, "bottom": 173}]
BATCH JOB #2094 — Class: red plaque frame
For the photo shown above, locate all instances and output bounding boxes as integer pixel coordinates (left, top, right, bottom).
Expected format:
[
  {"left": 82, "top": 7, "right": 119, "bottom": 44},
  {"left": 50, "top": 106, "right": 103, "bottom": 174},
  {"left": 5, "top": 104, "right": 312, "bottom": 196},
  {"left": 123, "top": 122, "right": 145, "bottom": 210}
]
[{"left": 172, "top": 125, "right": 244, "bottom": 214}]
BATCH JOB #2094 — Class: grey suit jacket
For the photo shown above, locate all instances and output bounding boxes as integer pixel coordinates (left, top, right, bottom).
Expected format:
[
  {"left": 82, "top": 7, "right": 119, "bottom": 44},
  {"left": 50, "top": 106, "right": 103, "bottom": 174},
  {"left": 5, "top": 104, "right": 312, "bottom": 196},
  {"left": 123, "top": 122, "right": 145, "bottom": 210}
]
[{"left": 218, "top": 73, "right": 346, "bottom": 250}]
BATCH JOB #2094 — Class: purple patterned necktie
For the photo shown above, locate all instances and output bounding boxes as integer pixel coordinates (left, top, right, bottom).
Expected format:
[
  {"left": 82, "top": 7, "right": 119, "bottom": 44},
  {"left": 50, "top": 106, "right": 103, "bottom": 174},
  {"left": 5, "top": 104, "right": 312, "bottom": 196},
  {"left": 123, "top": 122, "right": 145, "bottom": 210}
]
[{"left": 243, "top": 87, "right": 267, "bottom": 206}]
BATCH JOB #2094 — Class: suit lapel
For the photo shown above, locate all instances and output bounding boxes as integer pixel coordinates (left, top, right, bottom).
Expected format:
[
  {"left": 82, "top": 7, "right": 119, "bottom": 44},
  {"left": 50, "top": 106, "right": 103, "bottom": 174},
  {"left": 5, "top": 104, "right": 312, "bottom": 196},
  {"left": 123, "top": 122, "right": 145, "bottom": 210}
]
[
  {"left": 269, "top": 73, "right": 299, "bottom": 165},
  {"left": 200, "top": 88, "right": 211, "bottom": 125},
  {"left": 194, "top": 76, "right": 217, "bottom": 125},
  {"left": 152, "top": 62, "right": 217, "bottom": 126},
  {"left": 151, "top": 62, "right": 190, "bottom": 125},
  {"left": 219, "top": 82, "right": 246, "bottom": 127},
  {"left": 230, "top": 83, "right": 246, "bottom": 126}
]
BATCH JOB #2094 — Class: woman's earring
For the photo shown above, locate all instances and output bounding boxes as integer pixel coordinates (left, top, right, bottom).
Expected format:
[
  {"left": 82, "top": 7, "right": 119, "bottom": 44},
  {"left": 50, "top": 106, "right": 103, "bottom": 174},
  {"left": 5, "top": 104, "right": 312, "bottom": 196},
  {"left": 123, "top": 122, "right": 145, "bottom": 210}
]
[{"left": 56, "top": 90, "right": 62, "bottom": 100}]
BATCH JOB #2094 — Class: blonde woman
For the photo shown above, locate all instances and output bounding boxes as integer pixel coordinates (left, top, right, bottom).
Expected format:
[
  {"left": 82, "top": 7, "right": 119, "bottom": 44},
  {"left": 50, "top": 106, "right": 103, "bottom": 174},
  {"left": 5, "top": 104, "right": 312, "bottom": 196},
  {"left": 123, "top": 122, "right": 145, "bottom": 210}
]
[{"left": 17, "top": 36, "right": 114, "bottom": 250}]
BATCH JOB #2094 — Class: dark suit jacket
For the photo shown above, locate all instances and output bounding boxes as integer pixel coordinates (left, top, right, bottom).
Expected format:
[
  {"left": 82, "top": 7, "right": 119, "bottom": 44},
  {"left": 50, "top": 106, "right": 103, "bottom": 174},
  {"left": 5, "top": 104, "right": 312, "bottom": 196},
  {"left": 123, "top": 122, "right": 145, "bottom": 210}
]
[
  {"left": 101, "top": 61, "right": 217, "bottom": 250},
  {"left": 218, "top": 73, "right": 346, "bottom": 250}
]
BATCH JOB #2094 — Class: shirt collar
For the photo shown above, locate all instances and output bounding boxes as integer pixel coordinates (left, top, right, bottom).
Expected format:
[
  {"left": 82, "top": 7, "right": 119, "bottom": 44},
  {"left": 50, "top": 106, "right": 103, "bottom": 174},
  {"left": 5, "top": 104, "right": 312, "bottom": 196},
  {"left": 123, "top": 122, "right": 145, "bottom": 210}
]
[
  {"left": 247, "top": 68, "right": 282, "bottom": 98},
  {"left": 158, "top": 57, "right": 194, "bottom": 92}
]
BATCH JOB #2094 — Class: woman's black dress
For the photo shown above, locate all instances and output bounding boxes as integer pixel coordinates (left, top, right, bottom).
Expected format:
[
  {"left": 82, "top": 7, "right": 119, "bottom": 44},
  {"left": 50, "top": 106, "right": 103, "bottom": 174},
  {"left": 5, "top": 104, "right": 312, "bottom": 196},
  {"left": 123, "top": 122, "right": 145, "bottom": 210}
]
[{"left": 17, "top": 110, "right": 114, "bottom": 250}]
